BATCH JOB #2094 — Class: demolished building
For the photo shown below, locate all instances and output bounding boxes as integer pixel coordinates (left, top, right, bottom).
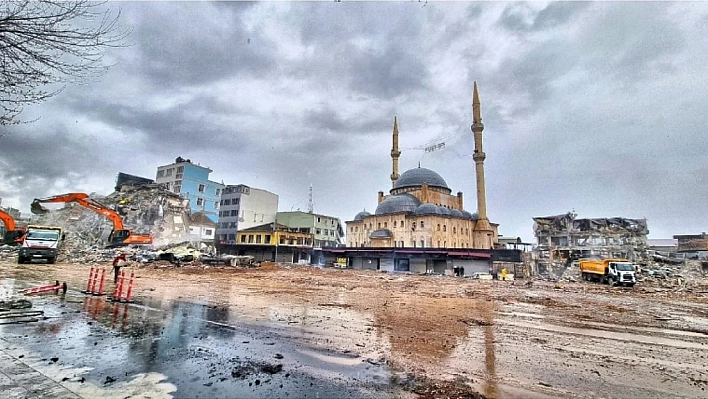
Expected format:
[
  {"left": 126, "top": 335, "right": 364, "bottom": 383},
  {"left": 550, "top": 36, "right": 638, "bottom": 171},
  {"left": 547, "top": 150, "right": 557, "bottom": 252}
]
[
  {"left": 532, "top": 212, "right": 649, "bottom": 278},
  {"left": 29, "top": 184, "right": 193, "bottom": 261}
]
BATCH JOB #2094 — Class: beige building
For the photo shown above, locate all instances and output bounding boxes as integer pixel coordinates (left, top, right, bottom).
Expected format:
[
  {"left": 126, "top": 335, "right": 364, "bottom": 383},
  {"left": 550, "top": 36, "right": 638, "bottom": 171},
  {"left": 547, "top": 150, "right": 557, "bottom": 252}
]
[{"left": 345, "top": 82, "right": 499, "bottom": 252}]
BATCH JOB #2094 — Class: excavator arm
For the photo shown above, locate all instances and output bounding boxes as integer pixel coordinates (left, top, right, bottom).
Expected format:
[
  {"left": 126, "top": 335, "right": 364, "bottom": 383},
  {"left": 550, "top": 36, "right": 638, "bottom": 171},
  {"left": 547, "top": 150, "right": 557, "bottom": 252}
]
[
  {"left": 30, "top": 193, "right": 153, "bottom": 248},
  {"left": 0, "top": 208, "right": 25, "bottom": 245}
]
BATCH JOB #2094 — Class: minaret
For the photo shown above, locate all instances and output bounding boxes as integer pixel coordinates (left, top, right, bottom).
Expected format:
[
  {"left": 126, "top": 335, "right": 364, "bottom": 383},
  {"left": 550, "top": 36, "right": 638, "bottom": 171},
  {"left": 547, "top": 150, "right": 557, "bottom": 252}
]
[
  {"left": 472, "top": 81, "right": 491, "bottom": 232},
  {"left": 390, "top": 116, "right": 401, "bottom": 188}
]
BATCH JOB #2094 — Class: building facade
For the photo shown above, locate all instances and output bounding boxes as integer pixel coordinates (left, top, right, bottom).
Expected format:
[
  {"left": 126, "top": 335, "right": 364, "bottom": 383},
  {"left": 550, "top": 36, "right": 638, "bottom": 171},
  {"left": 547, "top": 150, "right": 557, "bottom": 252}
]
[
  {"left": 276, "top": 211, "right": 344, "bottom": 248},
  {"left": 155, "top": 157, "right": 224, "bottom": 222},
  {"left": 188, "top": 211, "right": 217, "bottom": 245},
  {"left": 325, "top": 82, "right": 515, "bottom": 276},
  {"left": 115, "top": 172, "right": 154, "bottom": 192},
  {"left": 225, "top": 222, "right": 313, "bottom": 263},
  {"left": 217, "top": 184, "right": 278, "bottom": 246}
]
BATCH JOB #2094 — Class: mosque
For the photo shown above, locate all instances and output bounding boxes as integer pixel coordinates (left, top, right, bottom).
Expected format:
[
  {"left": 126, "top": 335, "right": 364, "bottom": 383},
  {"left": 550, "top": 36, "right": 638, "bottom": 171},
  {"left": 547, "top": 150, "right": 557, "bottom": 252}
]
[{"left": 326, "top": 83, "right": 519, "bottom": 275}]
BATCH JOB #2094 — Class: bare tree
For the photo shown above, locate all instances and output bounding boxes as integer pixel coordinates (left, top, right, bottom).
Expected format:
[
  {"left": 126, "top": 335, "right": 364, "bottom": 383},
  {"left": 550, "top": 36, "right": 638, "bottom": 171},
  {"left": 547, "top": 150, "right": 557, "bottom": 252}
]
[{"left": 0, "top": 0, "right": 130, "bottom": 126}]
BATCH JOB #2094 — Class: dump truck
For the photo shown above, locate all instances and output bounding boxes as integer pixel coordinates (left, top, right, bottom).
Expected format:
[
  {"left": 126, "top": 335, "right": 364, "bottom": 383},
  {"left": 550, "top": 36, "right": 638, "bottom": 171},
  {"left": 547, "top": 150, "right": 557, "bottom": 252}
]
[
  {"left": 579, "top": 258, "right": 637, "bottom": 287},
  {"left": 17, "top": 225, "right": 65, "bottom": 264}
]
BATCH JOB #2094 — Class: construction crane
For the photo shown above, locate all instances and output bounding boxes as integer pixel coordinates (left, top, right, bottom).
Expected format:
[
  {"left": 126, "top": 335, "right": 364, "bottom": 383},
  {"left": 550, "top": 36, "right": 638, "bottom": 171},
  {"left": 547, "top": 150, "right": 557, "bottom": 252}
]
[
  {"left": 30, "top": 193, "right": 153, "bottom": 248},
  {"left": 0, "top": 208, "right": 26, "bottom": 245}
]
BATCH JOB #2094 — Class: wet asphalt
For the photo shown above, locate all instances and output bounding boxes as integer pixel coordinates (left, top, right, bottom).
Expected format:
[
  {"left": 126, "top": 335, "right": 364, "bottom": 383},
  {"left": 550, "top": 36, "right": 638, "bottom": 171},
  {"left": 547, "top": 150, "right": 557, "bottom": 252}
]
[{"left": 0, "top": 277, "right": 402, "bottom": 399}]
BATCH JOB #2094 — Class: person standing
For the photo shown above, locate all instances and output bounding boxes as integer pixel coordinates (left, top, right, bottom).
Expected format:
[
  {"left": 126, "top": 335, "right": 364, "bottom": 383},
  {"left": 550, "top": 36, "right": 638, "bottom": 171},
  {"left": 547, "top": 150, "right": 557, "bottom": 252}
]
[{"left": 112, "top": 252, "right": 127, "bottom": 283}]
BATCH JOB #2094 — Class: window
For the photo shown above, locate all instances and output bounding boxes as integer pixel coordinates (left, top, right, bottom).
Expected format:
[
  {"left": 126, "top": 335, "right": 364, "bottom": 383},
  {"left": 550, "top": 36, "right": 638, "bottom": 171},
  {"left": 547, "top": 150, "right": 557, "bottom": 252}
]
[
  {"left": 216, "top": 189, "right": 221, "bottom": 196},
  {"left": 224, "top": 199, "right": 231, "bottom": 205},
  {"left": 230, "top": 210, "right": 238, "bottom": 217},
  {"left": 443, "top": 225, "right": 447, "bottom": 232},
  {"left": 377, "top": 223, "right": 381, "bottom": 229},
  {"left": 228, "top": 233, "right": 236, "bottom": 240},
  {"left": 174, "top": 185, "right": 181, "bottom": 194},
  {"left": 437, "top": 224, "right": 440, "bottom": 231},
  {"left": 265, "top": 235, "right": 271, "bottom": 244},
  {"left": 355, "top": 226, "right": 358, "bottom": 232},
  {"left": 394, "top": 221, "right": 397, "bottom": 228},
  {"left": 234, "top": 198, "right": 240, "bottom": 205},
  {"left": 420, "top": 240, "right": 424, "bottom": 248},
  {"left": 401, "top": 221, "right": 404, "bottom": 228},
  {"left": 384, "top": 222, "right": 387, "bottom": 228},
  {"left": 350, "top": 227, "right": 354, "bottom": 232},
  {"left": 317, "top": 217, "right": 321, "bottom": 223},
  {"left": 166, "top": 168, "right": 173, "bottom": 176},
  {"left": 205, "top": 229, "right": 213, "bottom": 236},
  {"left": 412, "top": 222, "right": 416, "bottom": 230},
  {"left": 198, "top": 184, "right": 205, "bottom": 193},
  {"left": 156, "top": 170, "right": 165, "bottom": 178},
  {"left": 248, "top": 235, "right": 254, "bottom": 243},
  {"left": 177, "top": 166, "right": 184, "bottom": 173},
  {"left": 453, "top": 227, "right": 456, "bottom": 234},
  {"left": 256, "top": 235, "right": 262, "bottom": 243},
  {"left": 241, "top": 235, "right": 246, "bottom": 243},
  {"left": 331, "top": 220, "right": 335, "bottom": 225},
  {"left": 420, "top": 221, "right": 424, "bottom": 228},
  {"left": 229, "top": 222, "right": 237, "bottom": 228},
  {"left": 437, "top": 240, "right": 441, "bottom": 247},
  {"left": 214, "top": 202, "right": 219, "bottom": 209},
  {"left": 196, "top": 198, "right": 204, "bottom": 206}
]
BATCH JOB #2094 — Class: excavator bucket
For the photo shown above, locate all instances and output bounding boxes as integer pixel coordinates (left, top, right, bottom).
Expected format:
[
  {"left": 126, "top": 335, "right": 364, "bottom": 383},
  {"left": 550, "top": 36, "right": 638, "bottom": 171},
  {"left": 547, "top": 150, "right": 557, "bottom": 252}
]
[{"left": 30, "top": 200, "right": 50, "bottom": 215}]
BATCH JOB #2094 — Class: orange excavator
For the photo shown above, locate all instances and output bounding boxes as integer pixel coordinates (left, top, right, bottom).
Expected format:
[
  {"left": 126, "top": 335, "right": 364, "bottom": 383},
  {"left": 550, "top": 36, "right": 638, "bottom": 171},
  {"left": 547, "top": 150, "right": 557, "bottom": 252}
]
[
  {"left": 0, "top": 208, "right": 26, "bottom": 245},
  {"left": 30, "top": 193, "right": 153, "bottom": 248}
]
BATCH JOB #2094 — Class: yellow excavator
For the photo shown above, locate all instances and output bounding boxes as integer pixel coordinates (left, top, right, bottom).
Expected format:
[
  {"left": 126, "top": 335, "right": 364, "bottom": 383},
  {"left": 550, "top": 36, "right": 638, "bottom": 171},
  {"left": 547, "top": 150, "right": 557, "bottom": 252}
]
[{"left": 30, "top": 193, "right": 153, "bottom": 248}]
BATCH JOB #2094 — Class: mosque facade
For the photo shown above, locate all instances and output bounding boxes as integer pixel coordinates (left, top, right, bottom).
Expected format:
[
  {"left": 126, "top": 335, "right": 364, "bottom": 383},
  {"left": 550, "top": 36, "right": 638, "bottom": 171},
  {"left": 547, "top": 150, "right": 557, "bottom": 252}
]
[{"left": 326, "top": 83, "right": 519, "bottom": 275}]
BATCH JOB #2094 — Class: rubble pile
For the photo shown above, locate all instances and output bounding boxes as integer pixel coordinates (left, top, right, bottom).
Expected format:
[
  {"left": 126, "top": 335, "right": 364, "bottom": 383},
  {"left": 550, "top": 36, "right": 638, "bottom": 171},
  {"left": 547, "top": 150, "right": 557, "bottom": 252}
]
[{"left": 29, "top": 184, "right": 194, "bottom": 262}]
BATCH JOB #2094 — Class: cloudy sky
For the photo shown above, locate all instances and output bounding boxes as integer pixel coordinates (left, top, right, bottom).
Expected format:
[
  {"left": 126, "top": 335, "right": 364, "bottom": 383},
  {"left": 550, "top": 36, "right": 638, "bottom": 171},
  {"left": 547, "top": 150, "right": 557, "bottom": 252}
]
[{"left": 1, "top": 1, "right": 707, "bottom": 242}]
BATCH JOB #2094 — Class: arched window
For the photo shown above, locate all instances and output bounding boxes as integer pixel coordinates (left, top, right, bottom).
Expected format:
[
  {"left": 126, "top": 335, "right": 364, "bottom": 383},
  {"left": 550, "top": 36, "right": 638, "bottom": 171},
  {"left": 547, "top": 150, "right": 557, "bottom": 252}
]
[
  {"left": 394, "top": 221, "right": 397, "bottom": 228},
  {"left": 453, "top": 227, "right": 457, "bottom": 234},
  {"left": 412, "top": 222, "right": 417, "bottom": 230},
  {"left": 437, "top": 240, "right": 441, "bottom": 248},
  {"left": 420, "top": 240, "right": 425, "bottom": 248},
  {"left": 377, "top": 222, "right": 381, "bottom": 229},
  {"left": 420, "top": 221, "right": 425, "bottom": 228},
  {"left": 437, "top": 224, "right": 440, "bottom": 231},
  {"left": 443, "top": 225, "right": 447, "bottom": 232},
  {"left": 355, "top": 226, "right": 358, "bottom": 232},
  {"left": 400, "top": 240, "right": 404, "bottom": 247},
  {"left": 384, "top": 222, "right": 387, "bottom": 228},
  {"left": 401, "top": 221, "right": 405, "bottom": 228}
]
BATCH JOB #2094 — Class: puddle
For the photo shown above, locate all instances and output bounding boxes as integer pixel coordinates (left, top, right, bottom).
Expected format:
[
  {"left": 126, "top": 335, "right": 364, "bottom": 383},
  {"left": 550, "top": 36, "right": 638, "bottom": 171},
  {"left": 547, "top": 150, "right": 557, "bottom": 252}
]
[{"left": 0, "top": 284, "right": 400, "bottom": 399}]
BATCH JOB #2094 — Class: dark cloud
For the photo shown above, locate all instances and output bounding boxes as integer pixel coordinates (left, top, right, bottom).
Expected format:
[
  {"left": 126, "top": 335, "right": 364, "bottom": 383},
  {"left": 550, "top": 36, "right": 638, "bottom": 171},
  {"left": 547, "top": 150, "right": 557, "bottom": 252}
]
[{"left": 2, "top": 2, "right": 708, "bottom": 242}]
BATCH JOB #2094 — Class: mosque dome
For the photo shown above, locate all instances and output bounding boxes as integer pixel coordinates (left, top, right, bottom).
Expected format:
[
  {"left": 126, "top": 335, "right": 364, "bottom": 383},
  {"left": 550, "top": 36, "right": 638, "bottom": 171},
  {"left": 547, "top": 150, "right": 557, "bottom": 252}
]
[
  {"left": 354, "top": 210, "right": 371, "bottom": 221},
  {"left": 438, "top": 207, "right": 451, "bottom": 216},
  {"left": 393, "top": 167, "right": 449, "bottom": 190},
  {"left": 461, "top": 210, "right": 479, "bottom": 220},
  {"left": 375, "top": 194, "right": 421, "bottom": 215},
  {"left": 450, "top": 209, "right": 464, "bottom": 218},
  {"left": 414, "top": 203, "right": 441, "bottom": 215}
]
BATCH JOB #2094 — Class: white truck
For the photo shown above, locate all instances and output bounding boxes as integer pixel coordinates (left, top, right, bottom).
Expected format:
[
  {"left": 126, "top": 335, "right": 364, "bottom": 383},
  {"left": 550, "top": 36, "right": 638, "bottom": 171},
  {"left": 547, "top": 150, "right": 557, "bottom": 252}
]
[{"left": 17, "top": 225, "right": 65, "bottom": 264}]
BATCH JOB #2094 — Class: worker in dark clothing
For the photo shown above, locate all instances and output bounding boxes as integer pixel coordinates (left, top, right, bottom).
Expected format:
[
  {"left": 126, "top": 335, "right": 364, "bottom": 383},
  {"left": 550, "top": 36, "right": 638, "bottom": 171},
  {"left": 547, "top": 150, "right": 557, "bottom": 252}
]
[{"left": 112, "top": 253, "right": 127, "bottom": 283}]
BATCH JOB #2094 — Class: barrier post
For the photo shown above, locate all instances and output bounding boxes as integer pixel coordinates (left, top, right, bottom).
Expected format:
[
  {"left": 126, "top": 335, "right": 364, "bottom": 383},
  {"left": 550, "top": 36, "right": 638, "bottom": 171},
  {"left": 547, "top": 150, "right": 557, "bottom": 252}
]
[
  {"left": 93, "top": 268, "right": 106, "bottom": 296},
  {"left": 84, "top": 267, "right": 95, "bottom": 293},
  {"left": 110, "top": 270, "right": 125, "bottom": 302},
  {"left": 123, "top": 271, "right": 135, "bottom": 303}
]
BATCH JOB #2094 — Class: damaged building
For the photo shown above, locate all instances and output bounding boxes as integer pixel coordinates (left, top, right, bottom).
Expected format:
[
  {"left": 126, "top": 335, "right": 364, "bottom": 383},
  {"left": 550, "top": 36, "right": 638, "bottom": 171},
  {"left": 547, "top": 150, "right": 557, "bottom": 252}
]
[{"left": 533, "top": 212, "right": 649, "bottom": 277}]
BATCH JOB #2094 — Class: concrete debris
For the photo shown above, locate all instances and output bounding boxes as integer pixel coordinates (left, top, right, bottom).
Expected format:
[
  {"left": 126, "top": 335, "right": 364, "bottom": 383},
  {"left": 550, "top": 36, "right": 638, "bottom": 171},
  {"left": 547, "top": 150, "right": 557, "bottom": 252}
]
[{"left": 27, "top": 184, "right": 195, "bottom": 263}]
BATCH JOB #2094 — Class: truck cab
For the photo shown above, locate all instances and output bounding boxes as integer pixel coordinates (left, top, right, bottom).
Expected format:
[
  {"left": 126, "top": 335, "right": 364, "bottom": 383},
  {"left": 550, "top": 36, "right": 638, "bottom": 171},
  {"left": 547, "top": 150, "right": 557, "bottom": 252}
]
[
  {"left": 607, "top": 261, "right": 637, "bottom": 287},
  {"left": 17, "top": 225, "right": 65, "bottom": 264}
]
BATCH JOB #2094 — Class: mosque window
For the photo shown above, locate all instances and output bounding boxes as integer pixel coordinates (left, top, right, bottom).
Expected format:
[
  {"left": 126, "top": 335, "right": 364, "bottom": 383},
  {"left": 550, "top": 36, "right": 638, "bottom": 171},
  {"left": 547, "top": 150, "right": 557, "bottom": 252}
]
[
  {"left": 420, "top": 221, "right": 424, "bottom": 228},
  {"left": 437, "top": 224, "right": 440, "bottom": 231},
  {"left": 443, "top": 225, "right": 447, "bottom": 232},
  {"left": 401, "top": 221, "right": 404, "bottom": 228},
  {"left": 394, "top": 221, "right": 397, "bottom": 228},
  {"left": 437, "top": 240, "right": 441, "bottom": 247},
  {"left": 355, "top": 227, "right": 358, "bottom": 232},
  {"left": 384, "top": 222, "right": 387, "bottom": 228},
  {"left": 420, "top": 240, "right": 424, "bottom": 248},
  {"left": 378, "top": 222, "right": 381, "bottom": 229},
  {"left": 412, "top": 222, "right": 416, "bottom": 230},
  {"left": 453, "top": 227, "right": 456, "bottom": 234}
]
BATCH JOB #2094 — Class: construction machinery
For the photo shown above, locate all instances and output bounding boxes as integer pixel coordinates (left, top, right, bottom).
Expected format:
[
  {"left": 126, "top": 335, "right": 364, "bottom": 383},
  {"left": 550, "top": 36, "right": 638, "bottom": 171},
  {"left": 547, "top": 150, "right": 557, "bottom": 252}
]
[
  {"left": 579, "top": 258, "right": 637, "bottom": 287},
  {"left": 30, "top": 193, "right": 153, "bottom": 248},
  {"left": 0, "top": 208, "right": 26, "bottom": 245},
  {"left": 18, "top": 225, "right": 65, "bottom": 264}
]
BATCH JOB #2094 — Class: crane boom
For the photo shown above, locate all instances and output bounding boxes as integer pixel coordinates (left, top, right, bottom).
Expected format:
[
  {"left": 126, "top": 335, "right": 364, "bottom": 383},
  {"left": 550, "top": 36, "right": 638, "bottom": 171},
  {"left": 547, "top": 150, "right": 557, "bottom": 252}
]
[
  {"left": 0, "top": 208, "right": 16, "bottom": 231},
  {"left": 30, "top": 193, "right": 152, "bottom": 247}
]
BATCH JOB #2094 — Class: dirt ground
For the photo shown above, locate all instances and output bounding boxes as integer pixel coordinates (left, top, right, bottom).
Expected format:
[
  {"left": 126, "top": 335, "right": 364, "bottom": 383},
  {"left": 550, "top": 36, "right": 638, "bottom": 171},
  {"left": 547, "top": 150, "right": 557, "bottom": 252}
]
[{"left": 3, "top": 259, "right": 708, "bottom": 399}]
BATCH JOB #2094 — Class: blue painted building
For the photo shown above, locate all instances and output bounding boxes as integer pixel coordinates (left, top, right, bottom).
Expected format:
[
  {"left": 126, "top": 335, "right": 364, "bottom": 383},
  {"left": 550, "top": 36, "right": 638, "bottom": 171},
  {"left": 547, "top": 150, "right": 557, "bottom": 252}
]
[{"left": 155, "top": 156, "right": 225, "bottom": 222}]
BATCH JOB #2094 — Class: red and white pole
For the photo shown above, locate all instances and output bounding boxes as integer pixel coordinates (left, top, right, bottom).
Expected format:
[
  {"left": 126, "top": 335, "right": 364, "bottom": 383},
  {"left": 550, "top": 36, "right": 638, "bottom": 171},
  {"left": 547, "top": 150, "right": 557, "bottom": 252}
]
[
  {"left": 84, "top": 267, "right": 95, "bottom": 293},
  {"left": 123, "top": 271, "right": 135, "bottom": 302}
]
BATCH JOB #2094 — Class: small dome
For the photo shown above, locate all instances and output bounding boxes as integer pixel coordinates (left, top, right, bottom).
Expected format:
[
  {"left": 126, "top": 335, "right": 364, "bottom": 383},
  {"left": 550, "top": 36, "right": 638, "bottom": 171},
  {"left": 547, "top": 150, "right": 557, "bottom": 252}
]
[
  {"left": 375, "top": 194, "right": 421, "bottom": 215},
  {"left": 370, "top": 229, "right": 392, "bottom": 239},
  {"left": 461, "top": 210, "right": 475, "bottom": 220},
  {"left": 414, "top": 203, "right": 441, "bottom": 215},
  {"left": 438, "top": 207, "right": 451, "bottom": 216},
  {"left": 393, "top": 167, "right": 449, "bottom": 190},
  {"left": 354, "top": 211, "right": 371, "bottom": 221},
  {"left": 450, "top": 209, "right": 464, "bottom": 218}
]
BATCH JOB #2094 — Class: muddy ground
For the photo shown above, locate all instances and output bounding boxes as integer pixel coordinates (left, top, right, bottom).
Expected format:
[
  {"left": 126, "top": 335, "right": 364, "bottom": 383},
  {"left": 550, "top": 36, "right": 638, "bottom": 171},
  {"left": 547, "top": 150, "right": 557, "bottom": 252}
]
[{"left": 2, "top": 259, "right": 708, "bottom": 399}]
